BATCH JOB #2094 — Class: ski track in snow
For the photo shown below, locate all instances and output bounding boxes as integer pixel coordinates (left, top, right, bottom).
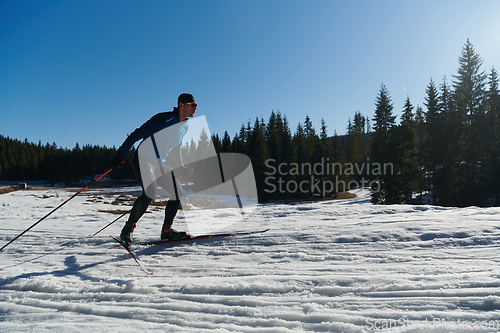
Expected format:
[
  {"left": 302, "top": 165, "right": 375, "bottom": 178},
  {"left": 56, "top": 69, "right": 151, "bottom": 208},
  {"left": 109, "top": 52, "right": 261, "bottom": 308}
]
[{"left": 1, "top": 188, "right": 500, "bottom": 332}]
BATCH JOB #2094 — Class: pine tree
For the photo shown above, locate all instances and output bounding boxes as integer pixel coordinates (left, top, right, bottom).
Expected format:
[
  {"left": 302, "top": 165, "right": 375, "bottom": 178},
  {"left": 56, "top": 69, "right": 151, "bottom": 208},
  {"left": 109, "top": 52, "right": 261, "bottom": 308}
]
[
  {"left": 247, "top": 118, "right": 269, "bottom": 201},
  {"left": 196, "top": 128, "right": 212, "bottom": 161},
  {"left": 329, "top": 130, "right": 346, "bottom": 192},
  {"left": 371, "top": 84, "right": 396, "bottom": 161},
  {"left": 321, "top": 117, "right": 337, "bottom": 160},
  {"left": 265, "top": 111, "right": 281, "bottom": 163},
  {"left": 346, "top": 117, "right": 361, "bottom": 178},
  {"left": 236, "top": 123, "right": 249, "bottom": 155},
  {"left": 221, "top": 131, "right": 232, "bottom": 152},
  {"left": 453, "top": 39, "right": 487, "bottom": 205},
  {"left": 486, "top": 67, "right": 500, "bottom": 203},
  {"left": 278, "top": 115, "right": 296, "bottom": 198},
  {"left": 330, "top": 131, "right": 342, "bottom": 164},
  {"left": 319, "top": 117, "right": 334, "bottom": 179},
  {"left": 185, "top": 138, "right": 197, "bottom": 164},
  {"left": 414, "top": 106, "right": 426, "bottom": 203},
  {"left": 397, "top": 96, "right": 418, "bottom": 203},
  {"left": 423, "top": 78, "right": 441, "bottom": 203},
  {"left": 306, "top": 118, "right": 324, "bottom": 177},
  {"left": 303, "top": 115, "right": 315, "bottom": 164},
  {"left": 320, "top": 119, "right": 328, "bottom": 145},
  {"left": 371, "top": 84, "right": 396, "bottom": 203},
  {"left": 304, "top": 115, "right": 315, "bottom": 139},
  {"left": 231, "top": 132, "right": 241, "bottom": 154},
  {"left": 294, "top": 123, "right": 307, "bottom": 168},
  {"left": 211, "top": 134, "right": 221, "bottom": 153},
  {"left": 437, "top": 76, "right": 466, "bottom": 206}
]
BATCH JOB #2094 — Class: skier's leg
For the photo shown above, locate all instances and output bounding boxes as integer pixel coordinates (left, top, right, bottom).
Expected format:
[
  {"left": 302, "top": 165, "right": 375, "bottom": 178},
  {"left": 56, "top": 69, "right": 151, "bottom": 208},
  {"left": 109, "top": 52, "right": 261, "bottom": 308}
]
[
  {"left": 120, "top": 154, "right": 153, "bottom": 244},
  {"left": 162, "top": 199, "right": 180, "bottom": 230},
  {"left": 159, "top": 165, "right": 186, "bottom": 240}
]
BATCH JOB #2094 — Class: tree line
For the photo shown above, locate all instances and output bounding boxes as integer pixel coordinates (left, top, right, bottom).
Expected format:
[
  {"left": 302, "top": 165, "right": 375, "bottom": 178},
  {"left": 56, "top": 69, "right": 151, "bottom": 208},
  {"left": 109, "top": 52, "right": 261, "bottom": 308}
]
[
  {"left": 368, "top": 40, "right": 500, "bottom": 206},
  {"left": 0, "top": 139, "right": 132, "bottom": 185},
  {"left": 206, "top": 39, "right": 500, "bottom": 206},
  {"left": 1, "top": 40, "right": 498, "bottom": 206}
]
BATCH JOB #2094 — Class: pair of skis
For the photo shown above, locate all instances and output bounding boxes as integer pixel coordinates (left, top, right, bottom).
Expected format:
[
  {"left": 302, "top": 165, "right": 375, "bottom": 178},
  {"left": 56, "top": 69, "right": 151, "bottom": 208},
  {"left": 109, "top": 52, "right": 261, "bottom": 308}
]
[{"left": 111, "top": 229, "right": 269, "bottom": 275}]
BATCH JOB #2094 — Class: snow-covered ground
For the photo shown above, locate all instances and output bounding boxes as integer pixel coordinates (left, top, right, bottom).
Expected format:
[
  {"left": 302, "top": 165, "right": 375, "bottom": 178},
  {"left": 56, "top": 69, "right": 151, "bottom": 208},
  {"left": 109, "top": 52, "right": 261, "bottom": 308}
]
[{"left": 1, "top": 188, "right": 500, "bottom": 332}]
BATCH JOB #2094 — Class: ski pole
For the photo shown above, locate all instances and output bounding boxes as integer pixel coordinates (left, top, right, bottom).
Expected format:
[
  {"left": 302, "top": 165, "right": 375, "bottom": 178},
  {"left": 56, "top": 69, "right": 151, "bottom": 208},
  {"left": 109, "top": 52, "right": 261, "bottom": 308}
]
[
  {"left": 0, "top": 168, "right": 114, "bottom": 252},
  {"left": 88, "top": 169, "right": 187, "bottom": 239},
  {"left": 89, "top": 209, "right": 130, "bottom": 237},
  {"left": 88, "top": 182, "right": 172, "bottom": 238}
]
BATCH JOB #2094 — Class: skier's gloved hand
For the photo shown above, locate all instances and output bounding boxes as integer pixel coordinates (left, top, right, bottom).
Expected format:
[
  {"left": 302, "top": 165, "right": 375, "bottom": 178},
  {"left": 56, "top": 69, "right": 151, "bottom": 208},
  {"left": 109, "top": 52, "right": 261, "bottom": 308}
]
[{"left": 111, "top": 151, "right": 126, "bottom": 169}]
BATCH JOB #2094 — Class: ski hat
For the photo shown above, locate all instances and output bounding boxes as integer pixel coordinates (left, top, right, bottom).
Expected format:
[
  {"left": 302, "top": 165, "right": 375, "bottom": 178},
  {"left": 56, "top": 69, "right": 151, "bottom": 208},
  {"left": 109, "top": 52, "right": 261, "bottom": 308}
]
[{"left": 178, "top": 93, "right": 196, "bottom": 104}]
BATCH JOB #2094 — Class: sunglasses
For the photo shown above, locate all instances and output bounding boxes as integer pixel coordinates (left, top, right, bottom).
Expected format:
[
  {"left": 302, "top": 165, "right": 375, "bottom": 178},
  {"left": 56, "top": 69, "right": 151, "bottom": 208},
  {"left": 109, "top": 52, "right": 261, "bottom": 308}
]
[{"left": 185, "top": 102, "right": 197, "bottom": 107}]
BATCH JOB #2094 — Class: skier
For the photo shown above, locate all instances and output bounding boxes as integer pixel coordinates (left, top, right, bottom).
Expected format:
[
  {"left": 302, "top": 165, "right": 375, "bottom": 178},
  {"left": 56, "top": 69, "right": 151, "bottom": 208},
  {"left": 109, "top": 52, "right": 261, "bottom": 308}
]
[{"left": 110, "top": 93, "right": 197, "bottom": 245}]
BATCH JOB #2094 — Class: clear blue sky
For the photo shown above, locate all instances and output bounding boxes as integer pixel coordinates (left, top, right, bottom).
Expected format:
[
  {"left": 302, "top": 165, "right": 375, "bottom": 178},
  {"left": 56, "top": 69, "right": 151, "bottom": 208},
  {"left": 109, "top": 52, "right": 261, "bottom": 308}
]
[{"left": 1, "top": 0, "right": 499, "bottom": 150}]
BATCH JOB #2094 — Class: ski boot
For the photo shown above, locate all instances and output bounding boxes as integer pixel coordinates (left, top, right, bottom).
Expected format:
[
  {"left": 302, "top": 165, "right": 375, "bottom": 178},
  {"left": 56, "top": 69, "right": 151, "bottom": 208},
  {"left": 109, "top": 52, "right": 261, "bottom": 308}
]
[
  {"left": 120, "top": 221, "right": 136, "bottom": 246},
  {"left": 161, "top": 227, "right": 188, "bottom": 241}
]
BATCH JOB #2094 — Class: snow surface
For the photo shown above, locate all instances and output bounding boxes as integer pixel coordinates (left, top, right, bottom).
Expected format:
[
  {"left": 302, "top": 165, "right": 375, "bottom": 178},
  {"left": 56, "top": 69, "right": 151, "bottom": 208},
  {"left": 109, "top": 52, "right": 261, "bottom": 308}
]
[{"left": 1, "top": 188, "right": 500, "bottom": 332}]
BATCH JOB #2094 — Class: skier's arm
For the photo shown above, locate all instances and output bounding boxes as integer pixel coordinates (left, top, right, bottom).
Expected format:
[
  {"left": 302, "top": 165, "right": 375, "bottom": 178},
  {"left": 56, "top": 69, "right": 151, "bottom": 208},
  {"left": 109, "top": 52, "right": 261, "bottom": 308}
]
[{"left": 117, "top": 114, "right": 165, "bottom": 154}]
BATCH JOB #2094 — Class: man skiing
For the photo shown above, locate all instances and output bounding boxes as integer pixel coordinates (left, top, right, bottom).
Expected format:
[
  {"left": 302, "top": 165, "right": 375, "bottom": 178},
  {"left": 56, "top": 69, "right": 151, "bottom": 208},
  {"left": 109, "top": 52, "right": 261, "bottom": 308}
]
[{"left": 110, "top": 93, "right": 197, "bottom": 245}]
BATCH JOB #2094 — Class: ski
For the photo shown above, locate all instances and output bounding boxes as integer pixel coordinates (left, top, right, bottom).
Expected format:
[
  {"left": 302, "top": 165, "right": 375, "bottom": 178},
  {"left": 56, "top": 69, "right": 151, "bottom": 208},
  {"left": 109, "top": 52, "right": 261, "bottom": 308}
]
[
  {"left": 135, "top": 228, "right": 269, "bottom": 246},
  {"left": 110, "top": 235, "right": 152, "bottom": 275},
  {"left": 113, "top": 229, "right": 270, "bottom": 247}
]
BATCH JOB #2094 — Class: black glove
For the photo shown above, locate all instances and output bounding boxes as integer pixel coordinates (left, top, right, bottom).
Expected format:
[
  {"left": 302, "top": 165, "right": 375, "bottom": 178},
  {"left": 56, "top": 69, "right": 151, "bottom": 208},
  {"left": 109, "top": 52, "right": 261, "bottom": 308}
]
[{"left": 111, "top": 151, "right": 126, "bottom": 169}]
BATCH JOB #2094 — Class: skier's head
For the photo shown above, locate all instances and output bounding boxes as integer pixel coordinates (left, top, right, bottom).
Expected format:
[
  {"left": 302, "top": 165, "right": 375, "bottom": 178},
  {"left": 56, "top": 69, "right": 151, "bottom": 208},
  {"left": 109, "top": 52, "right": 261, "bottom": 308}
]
[
  {"left": 177, "top": 93, "right": 197, "bottom": 121},
  {"left": 178, "top": 93, "right": 196, "bottom": 106}
]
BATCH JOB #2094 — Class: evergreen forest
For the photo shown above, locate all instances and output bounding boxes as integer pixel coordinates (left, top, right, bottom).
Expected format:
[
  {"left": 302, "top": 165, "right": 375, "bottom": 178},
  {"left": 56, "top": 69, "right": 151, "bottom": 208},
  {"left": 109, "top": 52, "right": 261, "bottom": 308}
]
[{"left": 1, "top": 40, "right": 499, "bottom": 207}]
